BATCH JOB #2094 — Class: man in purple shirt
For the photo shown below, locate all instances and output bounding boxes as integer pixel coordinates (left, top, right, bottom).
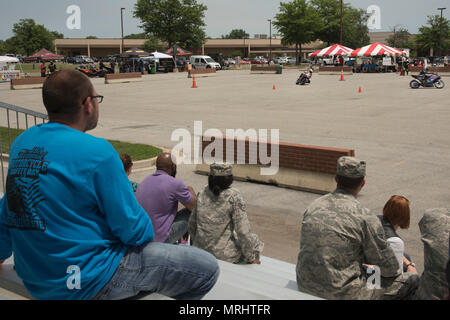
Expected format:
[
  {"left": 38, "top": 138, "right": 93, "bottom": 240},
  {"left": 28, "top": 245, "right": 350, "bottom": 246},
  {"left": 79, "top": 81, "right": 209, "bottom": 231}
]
[{"left": 136, "top": 153, "right": 196, "bottom": 243}]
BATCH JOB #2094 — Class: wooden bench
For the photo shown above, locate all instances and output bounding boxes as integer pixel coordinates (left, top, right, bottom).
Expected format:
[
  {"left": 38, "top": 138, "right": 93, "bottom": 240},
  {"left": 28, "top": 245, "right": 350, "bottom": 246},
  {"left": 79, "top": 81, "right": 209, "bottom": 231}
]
[
  {"left": 104, "top": 72, "right": 142, "bottom": 84},
  {"left": 188, "top": 68, "right": 216, "bottom": 78},
  {"left": 0, "top": 255, "right": 320, "bottom": 300},
  {"left": 318, "top": 66, "right": 352, "bottom": 75},
  {"left": 250, "top": 65, "right": 281, "bottom": 74},
  {"left": 10, "top": 77, "right": 46, "bottom": 90}
]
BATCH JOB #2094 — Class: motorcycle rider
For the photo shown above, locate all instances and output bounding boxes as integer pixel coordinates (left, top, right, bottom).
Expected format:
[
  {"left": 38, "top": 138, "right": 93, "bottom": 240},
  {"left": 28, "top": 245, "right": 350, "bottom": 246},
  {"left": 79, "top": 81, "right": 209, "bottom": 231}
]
[
  {"left": 419, "top": 67, "right": 433, "bottom": 85},
  {"left": 297, "top": 64, "right": 313, "bottom": 85}
]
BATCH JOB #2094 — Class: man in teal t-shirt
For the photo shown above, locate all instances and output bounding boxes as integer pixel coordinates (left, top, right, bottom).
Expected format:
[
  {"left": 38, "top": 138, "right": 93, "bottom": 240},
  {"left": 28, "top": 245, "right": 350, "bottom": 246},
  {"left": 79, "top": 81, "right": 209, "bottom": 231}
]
[{"left": 0, "top": 70, "right": 219, "bottom": 300}]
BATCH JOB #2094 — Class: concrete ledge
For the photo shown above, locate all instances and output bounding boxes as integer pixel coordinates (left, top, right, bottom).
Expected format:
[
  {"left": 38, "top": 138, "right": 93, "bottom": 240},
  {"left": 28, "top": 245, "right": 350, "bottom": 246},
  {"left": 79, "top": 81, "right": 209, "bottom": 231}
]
[
  {"left": 188, "top": 68, "right": 216, "bottom": 78},
  {"left": 203, "top": 256, "right": 321, "bottom": 300},
  {"left": 105, "top": 72, "right": 142, "bottom": 84},
  {"left": 0, "top": 264, "right": 33, "bottom": 299},
  {"left": 250, "top": 65, "right": 280, "bottom": 74},
  {"left": 10, "top": 78, "right": 46, "bottom": 90},
  {"left": 196, "top": 163, "right": 335, "bottom": 194},
  {"left": 318, "top": 66, "right": 353, "bottom": 75},
  {"left": 0, "top": 262, "right": 173, "bottom": 300},
  {"left": 0, "top": 255, "right": 321, "bottom": 300}
]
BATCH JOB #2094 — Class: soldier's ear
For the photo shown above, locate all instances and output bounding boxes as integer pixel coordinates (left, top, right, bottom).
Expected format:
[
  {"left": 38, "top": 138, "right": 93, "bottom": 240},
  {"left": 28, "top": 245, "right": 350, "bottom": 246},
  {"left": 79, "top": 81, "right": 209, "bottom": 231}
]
[{"left": 360, "top": 178, "right": 366, "bottom": 189}]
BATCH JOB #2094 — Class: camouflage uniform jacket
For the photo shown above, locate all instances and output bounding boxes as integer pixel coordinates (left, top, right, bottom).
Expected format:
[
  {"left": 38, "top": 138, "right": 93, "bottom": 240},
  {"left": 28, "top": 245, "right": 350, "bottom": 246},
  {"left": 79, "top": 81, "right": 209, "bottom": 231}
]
[
  {"left": 188, "top": 186, "right": 264, "bottom": 263},
  {"left": 297, "top": 189, "right": 400, "bottom": 300},
  {"left": 415, "top": 208, "right": 449, "bottom": 300}
]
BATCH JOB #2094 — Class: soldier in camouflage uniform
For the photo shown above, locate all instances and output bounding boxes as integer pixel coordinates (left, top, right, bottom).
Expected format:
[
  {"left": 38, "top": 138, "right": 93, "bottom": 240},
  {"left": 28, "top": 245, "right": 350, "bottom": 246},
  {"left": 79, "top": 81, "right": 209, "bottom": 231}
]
[
  {"left": 188, "top": 163, "right": 264, "bottom": 264},
  {"left": 414, "top": 208, "right": 449, "bottom": 299},
  {"left": 297, "top": 156, "right": 419, "bottom": 300}
]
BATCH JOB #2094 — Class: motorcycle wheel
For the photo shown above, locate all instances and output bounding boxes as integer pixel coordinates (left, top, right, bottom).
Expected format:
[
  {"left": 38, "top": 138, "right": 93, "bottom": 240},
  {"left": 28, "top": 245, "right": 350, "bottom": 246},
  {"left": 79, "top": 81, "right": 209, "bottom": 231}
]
[
  {"left": 409, "top": 80, "right": 420, "bottom": 89},
  {"left": 434, "top": 80, "right": 445, "bottom": 89}
]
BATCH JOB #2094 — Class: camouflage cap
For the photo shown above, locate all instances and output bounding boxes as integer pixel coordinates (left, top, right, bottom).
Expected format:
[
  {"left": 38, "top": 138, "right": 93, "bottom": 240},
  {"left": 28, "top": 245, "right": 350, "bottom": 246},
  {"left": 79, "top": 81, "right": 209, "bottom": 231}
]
[
  {"left": 210, "top": 163, "right": 233, "bottom": 177},
  {"left": 336, "top": 156, "right": 366, "bottom": 178}
]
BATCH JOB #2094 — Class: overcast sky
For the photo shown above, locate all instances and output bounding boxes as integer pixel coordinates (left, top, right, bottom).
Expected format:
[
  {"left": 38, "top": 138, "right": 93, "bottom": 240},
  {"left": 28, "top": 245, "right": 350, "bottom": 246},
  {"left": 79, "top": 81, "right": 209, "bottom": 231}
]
[{"left": 0, "top": 0, "right": 449, "bottom": 41}]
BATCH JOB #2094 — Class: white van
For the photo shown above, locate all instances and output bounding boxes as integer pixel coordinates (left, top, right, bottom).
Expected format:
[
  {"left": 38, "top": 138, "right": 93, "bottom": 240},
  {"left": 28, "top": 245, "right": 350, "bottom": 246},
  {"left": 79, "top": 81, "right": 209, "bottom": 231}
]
[{"left": 189, "top": 55, "right": 221, "bottom": 70}]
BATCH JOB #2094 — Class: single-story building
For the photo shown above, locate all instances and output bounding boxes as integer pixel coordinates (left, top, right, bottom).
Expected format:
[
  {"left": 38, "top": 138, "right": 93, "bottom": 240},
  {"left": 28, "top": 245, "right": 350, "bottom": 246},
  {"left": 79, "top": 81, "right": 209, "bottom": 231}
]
[{"left": 53, "top": 32, "right": 398, "bottom": 59}]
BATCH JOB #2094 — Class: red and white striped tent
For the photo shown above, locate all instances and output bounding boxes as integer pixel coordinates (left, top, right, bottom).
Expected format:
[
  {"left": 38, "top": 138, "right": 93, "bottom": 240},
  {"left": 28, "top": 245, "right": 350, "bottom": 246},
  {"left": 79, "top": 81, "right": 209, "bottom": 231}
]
[
  {"left": 350, "top": 42, "right": 405, "bottom": 57},
  {"left": 309, "top": 44, "right": 354, "bottom": 58}
]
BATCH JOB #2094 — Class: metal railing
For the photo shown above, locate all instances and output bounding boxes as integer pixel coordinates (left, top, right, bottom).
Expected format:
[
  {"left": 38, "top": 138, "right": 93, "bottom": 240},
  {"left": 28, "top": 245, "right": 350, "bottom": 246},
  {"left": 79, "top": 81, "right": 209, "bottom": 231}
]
[{"left": 0, "top": 101, "right": 48, "bottom": 193}]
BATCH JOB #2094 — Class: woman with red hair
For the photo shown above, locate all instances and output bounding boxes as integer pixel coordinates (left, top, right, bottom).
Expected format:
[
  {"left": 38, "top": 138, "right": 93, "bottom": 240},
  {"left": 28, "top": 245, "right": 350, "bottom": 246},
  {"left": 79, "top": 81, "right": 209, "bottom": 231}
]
[{"left": 379, "top": 195, "right": 418, "bottom": 274}]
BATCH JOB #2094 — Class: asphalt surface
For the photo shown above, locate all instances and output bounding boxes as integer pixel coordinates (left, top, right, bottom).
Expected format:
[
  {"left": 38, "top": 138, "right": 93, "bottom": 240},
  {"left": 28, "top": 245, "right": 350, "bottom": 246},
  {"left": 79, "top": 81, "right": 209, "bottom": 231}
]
[{"left": 1, "top": 69, "right": 449, "bottom": 273}]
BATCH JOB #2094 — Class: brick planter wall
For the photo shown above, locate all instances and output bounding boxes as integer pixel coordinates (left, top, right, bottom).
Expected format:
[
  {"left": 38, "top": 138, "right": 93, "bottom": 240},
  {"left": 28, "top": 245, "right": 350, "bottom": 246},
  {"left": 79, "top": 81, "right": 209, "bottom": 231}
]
[
  {"left": 188, "top": 68, "right": 216, "bottom": 78},
  {"left": 250, "top": 65, "right": 279, "bottom": 73},
  {"left": 10, "top": 77, "right": 46, "bottom": 90},
  {"left": 105, "top": 72, "right": 142, "bottom": 84},
  {"left": 196, "top": 136, "right": 355, "bottom": 194}
]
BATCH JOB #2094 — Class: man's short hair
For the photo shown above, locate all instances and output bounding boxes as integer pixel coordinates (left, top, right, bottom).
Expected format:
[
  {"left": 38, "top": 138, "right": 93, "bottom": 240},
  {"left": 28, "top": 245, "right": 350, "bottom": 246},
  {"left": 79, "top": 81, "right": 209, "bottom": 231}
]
[
  {"left": 336, "top": 175, "right": 364, "bottom": 190},
  {"left": 42, "top": 69, "right": 93, "bottom": 116}
]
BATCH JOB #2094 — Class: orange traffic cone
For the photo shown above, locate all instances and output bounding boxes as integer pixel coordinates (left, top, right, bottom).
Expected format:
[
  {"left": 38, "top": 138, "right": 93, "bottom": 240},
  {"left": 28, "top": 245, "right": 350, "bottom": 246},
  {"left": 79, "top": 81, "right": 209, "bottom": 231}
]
[
  {"left": 340, "top": 71, "right": 345, "bottom": 81},
  {"left": 358, "top": 87, "right": 362, "bottom": 93},
  {"left": 192, "top": 76, "right": 198, "bottom": 88},
  {"left": 273, "top": 84, "right": 276, "bottom": 90}
]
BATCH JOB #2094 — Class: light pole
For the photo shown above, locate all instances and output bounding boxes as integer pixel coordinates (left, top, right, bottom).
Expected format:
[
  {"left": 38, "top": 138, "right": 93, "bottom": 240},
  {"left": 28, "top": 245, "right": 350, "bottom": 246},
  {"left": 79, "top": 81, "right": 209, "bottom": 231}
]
[
  {"left": 268, "top": 19, "right": 272, "bottom": 63},
  {"left": 121, "top": 8, "right": 125, "bottom": 53},
  {"left": 438, "top": 8, "right": 446, "bottom": 57},
  {"left": 243, "top": 35, "right": 248, "bottom": 58},
  {"left": 339, "top": 0, "right": 343, "bottom": 44}
]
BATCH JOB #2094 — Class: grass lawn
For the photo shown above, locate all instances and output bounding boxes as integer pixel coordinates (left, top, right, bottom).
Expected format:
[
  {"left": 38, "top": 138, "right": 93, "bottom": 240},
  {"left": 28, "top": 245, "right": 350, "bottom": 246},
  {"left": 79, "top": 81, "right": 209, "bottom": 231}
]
[
  {"left": 13, "top": 63, "right": 79, "bottom": 74},
  {"left": 0, "top": 126, "right": 162, "bottom": 160}
]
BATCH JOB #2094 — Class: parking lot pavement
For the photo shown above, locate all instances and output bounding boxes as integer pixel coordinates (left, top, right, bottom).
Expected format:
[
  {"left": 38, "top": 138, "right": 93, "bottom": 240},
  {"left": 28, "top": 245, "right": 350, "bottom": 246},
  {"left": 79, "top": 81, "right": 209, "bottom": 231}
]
[{"left": 1, "top": 69, "right": 449, "bottom": 272}]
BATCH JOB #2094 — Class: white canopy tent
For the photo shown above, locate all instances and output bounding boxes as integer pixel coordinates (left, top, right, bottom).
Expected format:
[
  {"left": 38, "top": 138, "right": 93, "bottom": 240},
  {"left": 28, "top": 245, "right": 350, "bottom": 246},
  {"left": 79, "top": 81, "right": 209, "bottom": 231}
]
[
  {"left": 0, "top": 56, "right": 23, "bottom": 82},
  {"left": 140, "top": 51, "right": 174, "bottom": 60},
  {"left": 0, "top": 56, "right": 20, "bottom": 63}
]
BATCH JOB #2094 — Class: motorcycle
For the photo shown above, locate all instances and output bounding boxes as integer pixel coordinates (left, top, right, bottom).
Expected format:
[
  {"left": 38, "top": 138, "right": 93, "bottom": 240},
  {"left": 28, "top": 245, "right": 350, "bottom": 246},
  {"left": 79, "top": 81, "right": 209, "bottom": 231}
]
[
  {"left": 76, "top": 65, "right": 98, "bottom": 78},
  {"left": 409, "top": 71, "right": 445, "bottom": 89},
  {"left": 296, "top": 66, "right": 313, "bottom": 85},
  {"left": 77, "top": 65, "right": 110, "bottom": 78}
]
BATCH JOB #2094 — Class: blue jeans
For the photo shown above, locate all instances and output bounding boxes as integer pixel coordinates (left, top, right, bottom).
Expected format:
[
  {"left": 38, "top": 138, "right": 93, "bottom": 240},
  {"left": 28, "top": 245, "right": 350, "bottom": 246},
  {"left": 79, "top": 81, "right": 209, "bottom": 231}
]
[
  {"left": 91, "top": 242, "right": 219, "bottom": 300},
  {"left": 165, "top": 208, "right": 191, "bottom": 244}
]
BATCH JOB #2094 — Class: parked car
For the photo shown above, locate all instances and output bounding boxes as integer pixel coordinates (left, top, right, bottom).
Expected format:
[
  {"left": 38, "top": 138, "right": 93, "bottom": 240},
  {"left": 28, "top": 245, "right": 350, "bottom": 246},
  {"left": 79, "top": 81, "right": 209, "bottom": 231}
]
[
  {"left": 286, "top": 57, "right": 297, "bottom": 65},
  {"left": 66, "top": 57, "right": 84, "bottom": 64},
  {"left": 102, "top": 55, "right": 120, "bottom": 63},
  {"left": 277, "top": 56, "right": 289, "bottom": 64},
  {"left": 226, "top": 58, "right": 236, "bottom": 65},
  {"left": 75, "top": 55, "right": 94, "bottom": 64},
  {"left": 251, "top": 56, "right": 268, "bottom": 64},
  {"left": 189, "top": 55, "right": 221, "bottom": 70}
]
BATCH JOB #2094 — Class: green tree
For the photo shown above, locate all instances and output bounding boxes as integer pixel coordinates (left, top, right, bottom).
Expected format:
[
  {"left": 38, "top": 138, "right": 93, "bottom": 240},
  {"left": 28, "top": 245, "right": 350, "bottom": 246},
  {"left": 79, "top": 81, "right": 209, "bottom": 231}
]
[
  {"left": 141, "top": 35, "right": 166, "bottom": 52},
  {"left": 273, "top": 0, "right": 321, "bottom": 65},
  {"left": 51, "top": 31, "right": 64, "bottom": 39},
  {"left": 5, "top": 19, "right": 63, "bottom": 56},
  {"left": 124, "top": 33, "right": 148, "bottom": 39},
  {"left": 310, "top": 0, "right": 370, "bottom": 48},
  {"left": 221, "top": 29, "right": 249, "bottom": 39},
  {"left": 134, "top": 0, "right": 207, "bottom": 50},
  {"left": 86, "top": 36, "right": 98, "bottom": 39},
  {"left": 386, "top": 27, "right": 413, "bottom": 49},
  {"left": 415, "top": 15, "right": 450, "bottom": 56},
  {"left": 0, "top": 40, "right": 6, "bottom": 55},
  {"left": 342, "top": 6, "right": 370, "bottom": 49}
]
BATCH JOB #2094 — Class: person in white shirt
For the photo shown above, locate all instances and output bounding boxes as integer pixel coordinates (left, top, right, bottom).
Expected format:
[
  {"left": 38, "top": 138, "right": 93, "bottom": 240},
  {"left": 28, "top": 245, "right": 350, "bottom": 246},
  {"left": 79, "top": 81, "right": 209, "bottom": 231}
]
[{"left": 378, "top": 195, "right": 418, "bottom": 274}]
